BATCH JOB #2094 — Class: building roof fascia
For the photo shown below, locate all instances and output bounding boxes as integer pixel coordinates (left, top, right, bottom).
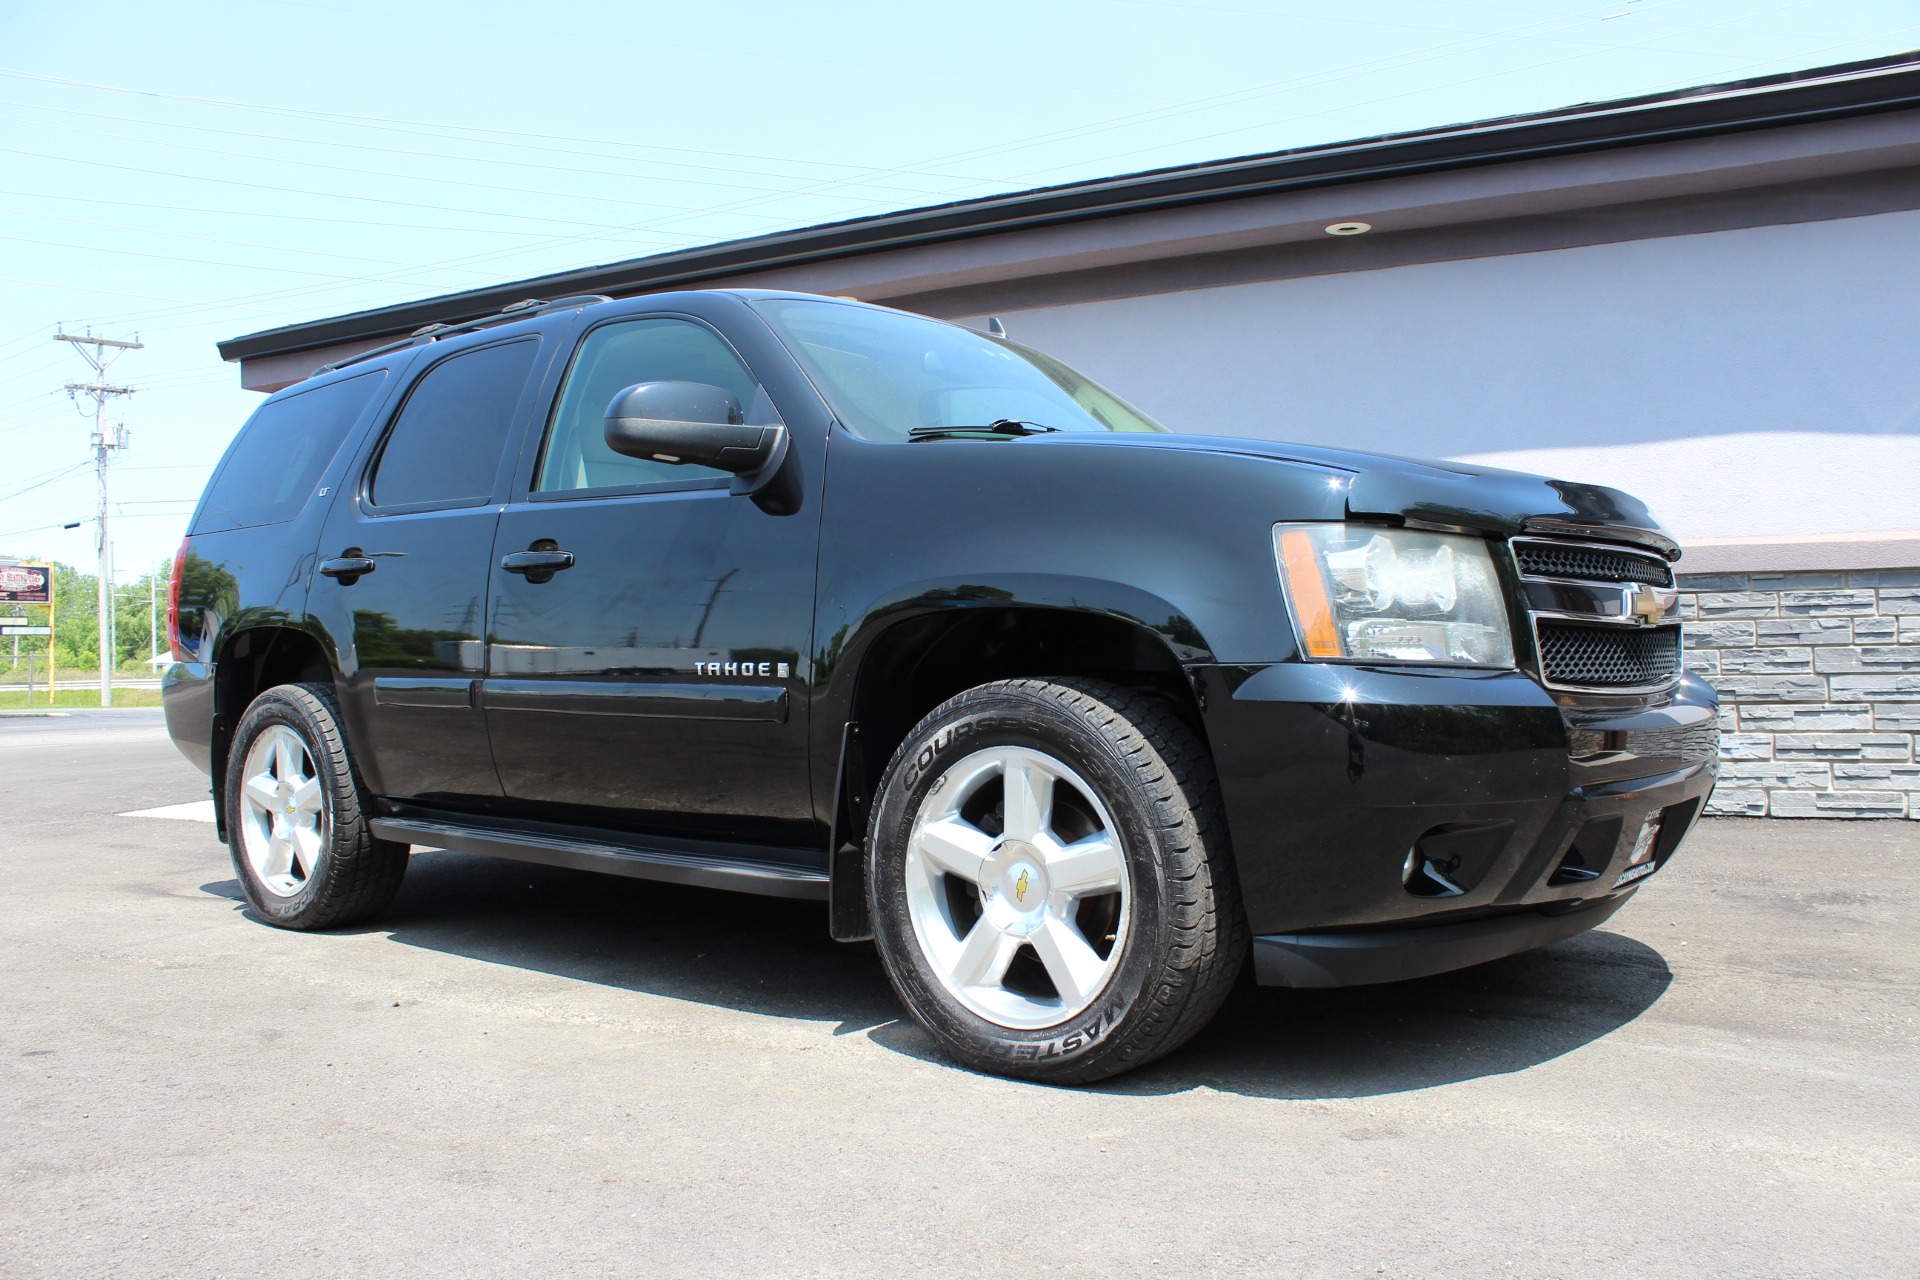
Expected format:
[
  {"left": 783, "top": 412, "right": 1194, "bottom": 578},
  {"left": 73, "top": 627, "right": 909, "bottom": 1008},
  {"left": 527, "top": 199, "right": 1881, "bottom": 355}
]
[{"left": 219, "top": 51, "right": 1920, "bottom": 363}]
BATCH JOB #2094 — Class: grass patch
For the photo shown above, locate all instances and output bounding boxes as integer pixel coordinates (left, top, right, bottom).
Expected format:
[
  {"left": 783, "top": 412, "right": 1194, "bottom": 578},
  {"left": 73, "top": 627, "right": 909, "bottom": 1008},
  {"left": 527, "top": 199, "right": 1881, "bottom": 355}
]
[{"left": 0, "top": 687, "right": 163, "bottom": 709}]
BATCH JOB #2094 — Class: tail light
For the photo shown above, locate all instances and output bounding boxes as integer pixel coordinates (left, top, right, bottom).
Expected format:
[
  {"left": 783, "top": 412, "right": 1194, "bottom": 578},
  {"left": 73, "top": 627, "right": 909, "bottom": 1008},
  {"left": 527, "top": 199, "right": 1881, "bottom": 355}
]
[{"left": 166, "top": 537, "right": 189, "bottom": 662}]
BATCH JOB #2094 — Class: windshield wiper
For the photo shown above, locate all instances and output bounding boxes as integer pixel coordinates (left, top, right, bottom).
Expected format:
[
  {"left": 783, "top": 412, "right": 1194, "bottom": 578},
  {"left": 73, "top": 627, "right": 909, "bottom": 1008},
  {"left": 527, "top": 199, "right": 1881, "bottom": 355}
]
[{"left": 907, "top": 419, "right": 1061, "bottom": 442}]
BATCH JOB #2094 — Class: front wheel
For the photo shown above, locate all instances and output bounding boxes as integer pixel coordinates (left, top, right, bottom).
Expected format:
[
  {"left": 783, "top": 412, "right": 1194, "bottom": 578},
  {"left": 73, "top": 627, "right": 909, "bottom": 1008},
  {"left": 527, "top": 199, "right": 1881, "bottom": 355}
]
[
  {"left": 223, "top": 682, "right": 408, "bottom": 930},
  {"left": 867, "top": 678, "right": 1246, "bottom": 1084}
]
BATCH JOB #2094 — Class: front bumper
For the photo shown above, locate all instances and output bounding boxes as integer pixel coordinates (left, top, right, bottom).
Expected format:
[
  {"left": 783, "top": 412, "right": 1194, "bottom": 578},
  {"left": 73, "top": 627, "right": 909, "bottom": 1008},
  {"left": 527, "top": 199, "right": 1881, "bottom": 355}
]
[
  {"left": 1253, "top": 891, "right": 1634, "bottom": 987},
  {"left": 1194, "top": 662, "right": 1717, "bottom": 981}
]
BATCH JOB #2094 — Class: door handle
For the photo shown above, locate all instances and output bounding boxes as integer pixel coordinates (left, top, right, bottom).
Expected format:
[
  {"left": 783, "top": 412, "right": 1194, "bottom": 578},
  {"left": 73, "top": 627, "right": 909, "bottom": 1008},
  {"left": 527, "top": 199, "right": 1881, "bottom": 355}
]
[
  {"left": 319, "top": 554, "right": 376, "bottom": 582},
  {"left": 500, "top": 546, "right": 574, "bottom": 583}
]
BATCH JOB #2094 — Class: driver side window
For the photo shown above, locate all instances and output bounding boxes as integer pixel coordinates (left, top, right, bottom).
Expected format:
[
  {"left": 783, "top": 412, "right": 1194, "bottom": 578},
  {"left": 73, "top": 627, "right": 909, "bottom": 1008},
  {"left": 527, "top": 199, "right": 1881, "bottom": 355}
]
[{"left": 535, "top": 317, "right": 777, "bottom": 494}]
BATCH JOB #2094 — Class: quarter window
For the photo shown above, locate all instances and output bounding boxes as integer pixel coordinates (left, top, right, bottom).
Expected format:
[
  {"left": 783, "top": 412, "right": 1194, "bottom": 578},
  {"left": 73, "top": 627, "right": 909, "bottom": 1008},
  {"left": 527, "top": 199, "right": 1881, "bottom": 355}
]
[
  {"left": 370, "top": 340, "right": 538, "bottom": 508},
  {"left": 194, "top": 370, "right": 387, "bottom": 533},
  {"left": 536, "top": 318, "right": 776, "bottom": 493}
]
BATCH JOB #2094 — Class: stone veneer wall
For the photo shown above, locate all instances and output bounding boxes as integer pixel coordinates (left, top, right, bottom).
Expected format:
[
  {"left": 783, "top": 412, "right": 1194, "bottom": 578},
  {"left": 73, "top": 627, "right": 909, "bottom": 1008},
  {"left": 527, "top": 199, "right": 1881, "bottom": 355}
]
[{"left": 1678, "top": 568, "right": 1920, "bottom": 818}]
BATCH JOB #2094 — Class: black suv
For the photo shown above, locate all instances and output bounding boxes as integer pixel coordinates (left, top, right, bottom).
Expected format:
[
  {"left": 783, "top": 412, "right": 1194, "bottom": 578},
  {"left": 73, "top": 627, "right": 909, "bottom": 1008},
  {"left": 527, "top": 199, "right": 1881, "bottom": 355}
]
[{"left": 164, "top": 290, "right": 1717, "bottom": 1083}]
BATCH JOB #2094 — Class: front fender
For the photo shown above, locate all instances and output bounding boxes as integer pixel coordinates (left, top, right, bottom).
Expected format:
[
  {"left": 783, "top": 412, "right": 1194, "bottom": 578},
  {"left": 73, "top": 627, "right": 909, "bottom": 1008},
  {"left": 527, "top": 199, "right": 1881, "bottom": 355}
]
[
  {"left": 809, "top": 430, "right": 1349, "bottom": 820},
  {"left": 833, "top": 571, "right": 1213, "bottom": 668}
]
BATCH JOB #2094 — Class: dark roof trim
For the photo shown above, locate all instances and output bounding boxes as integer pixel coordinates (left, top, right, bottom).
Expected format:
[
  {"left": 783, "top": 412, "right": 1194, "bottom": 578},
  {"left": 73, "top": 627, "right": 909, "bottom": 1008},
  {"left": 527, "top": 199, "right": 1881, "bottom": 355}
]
[{"left": 221, "top": 51, "right": 1920, "bottom": 363}]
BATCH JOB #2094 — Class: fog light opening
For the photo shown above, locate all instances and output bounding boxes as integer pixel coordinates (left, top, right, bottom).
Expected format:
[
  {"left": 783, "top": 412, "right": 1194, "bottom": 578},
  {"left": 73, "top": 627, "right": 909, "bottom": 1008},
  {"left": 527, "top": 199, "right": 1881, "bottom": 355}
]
[
  {"left": 1548, "top": 847, "right": 1602, "bottom": 887},
  {"left": 1402, "top": 850, "right": 1465, "bottom": 898}
]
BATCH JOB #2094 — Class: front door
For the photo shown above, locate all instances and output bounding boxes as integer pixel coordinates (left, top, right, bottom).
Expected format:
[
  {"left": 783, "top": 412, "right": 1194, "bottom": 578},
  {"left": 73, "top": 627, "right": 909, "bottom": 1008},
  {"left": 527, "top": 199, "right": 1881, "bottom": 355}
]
[
  {"left": 482, "top": 313, "right": 820, "bottom": 848},
  {"left": 311, "top": 336, "right": 543, "bottom": 805}
]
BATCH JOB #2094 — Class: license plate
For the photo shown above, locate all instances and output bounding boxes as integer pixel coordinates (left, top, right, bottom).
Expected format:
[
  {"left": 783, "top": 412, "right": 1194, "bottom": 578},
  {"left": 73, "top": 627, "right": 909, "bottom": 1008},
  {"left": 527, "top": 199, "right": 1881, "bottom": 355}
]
[
  {"left": 1614, "top": 818, "right": 1662, "bottom": 887},
  {"left": 1614, "top": 859, "right": 1658, "bottom": 888}
]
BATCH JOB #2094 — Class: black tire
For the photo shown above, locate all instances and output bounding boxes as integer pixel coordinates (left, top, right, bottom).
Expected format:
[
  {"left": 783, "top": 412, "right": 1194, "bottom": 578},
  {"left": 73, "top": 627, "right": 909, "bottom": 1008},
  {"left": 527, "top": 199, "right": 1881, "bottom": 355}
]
[
  {"left": 223, "top": 682, "right": 408, "bottom": 930},
  {"left": 867, "top": 678, "right": 1247, "bottom": 1084}
]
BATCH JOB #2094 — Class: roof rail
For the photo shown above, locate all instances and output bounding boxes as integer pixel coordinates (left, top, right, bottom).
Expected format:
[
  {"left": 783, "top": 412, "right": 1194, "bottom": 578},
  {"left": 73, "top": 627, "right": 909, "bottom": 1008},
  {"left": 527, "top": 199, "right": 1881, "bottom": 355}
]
[{"left": 309, "top": 294, "right": 612, "bottom": 377}]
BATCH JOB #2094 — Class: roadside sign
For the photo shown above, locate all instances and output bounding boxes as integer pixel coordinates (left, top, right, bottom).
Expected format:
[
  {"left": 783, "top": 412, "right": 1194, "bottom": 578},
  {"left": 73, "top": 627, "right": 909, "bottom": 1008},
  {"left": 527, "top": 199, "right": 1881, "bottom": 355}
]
[
  {"left": 1, "top": 625, "right": 52, "bottom": 636},
  {"left": 0, "top": 563, "right": 52, "bottom": 604}
]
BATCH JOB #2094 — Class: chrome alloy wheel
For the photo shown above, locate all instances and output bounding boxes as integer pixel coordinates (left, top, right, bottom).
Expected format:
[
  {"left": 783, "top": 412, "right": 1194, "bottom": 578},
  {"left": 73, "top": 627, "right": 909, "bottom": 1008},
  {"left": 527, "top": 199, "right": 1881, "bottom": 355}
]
[
  {"left": 904, "top": 746, "right": 1131, "bottom": 1030},
  {"left": 237, "top": 724, "right": 329, "bottom": 898}
]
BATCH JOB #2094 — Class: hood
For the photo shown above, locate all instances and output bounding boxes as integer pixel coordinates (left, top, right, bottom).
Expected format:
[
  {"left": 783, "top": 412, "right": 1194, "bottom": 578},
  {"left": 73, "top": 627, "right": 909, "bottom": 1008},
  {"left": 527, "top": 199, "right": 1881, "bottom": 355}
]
[{"left": 1028, "top": 432, "right": 1679, "bottom": 559}]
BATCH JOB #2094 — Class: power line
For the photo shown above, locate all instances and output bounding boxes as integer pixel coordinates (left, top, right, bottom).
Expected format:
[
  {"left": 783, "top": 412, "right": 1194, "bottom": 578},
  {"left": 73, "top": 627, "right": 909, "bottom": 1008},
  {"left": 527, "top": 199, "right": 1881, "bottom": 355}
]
[
  {"left": 0, "top": 186, "right": 644, "bottom": 239},
  {"left": 0, "top": 98, "right": 975, "bottom": 203},
  {"left": 0, "top": 202, "right": 518, "bottom": 273},
  {"left": 0, "top": 274, "right": 294, "bottom": 316},
  {"left": 1027, "top": 0, "right": 1832, "bottom": 175},
  {"left": 0, "top": 460, "right": 91, "bottom": 503},
  {"left": 0, "top": 230, "right": 490, "bottom": 284},
  {"left": 0, "top": 144, "right": 690, "bottom": 234},
  {"left": 0, "top": 112, "right": 856, "bottom": 219},
  {"left": 0, "top": 64, "right": 1002, "bottom": 183}
]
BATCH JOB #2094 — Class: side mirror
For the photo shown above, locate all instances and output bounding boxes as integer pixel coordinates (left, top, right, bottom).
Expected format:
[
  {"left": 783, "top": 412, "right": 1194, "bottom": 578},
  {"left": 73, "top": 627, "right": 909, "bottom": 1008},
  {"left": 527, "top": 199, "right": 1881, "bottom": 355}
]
[{"left": 603, "top": 381, "right": 787, "bottom": 485}]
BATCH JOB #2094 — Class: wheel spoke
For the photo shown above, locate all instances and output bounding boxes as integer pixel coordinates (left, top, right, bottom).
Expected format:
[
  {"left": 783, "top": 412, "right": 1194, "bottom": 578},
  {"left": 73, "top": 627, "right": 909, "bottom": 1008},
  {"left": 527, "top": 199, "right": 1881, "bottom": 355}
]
[
  {"left": 272, "top": 732, "right": 304, "bottom": 787},
  {"left": 261, "top": 830, "right": 295, "bottom": 880},
  {"left": 948, "top": 921, "right": 1020, "bottom": 989},
  {"left": 290, "top": 823, "right": 323, "bottom": 879},
  {"left": 915, "top": 818, "right": 994, "bottom": 884},
  {"left": 1031, "top": 916, "right": 1108, "bottom": 1009},
  {"left": 242, "top": 772, "right": 280, "bottom": 814},
  {"left": 1044, "top": 832, "right": 1125, "bottom": 895},
  {"left": 1000, "top": 755, "right": 1053, "bottom": 843}
]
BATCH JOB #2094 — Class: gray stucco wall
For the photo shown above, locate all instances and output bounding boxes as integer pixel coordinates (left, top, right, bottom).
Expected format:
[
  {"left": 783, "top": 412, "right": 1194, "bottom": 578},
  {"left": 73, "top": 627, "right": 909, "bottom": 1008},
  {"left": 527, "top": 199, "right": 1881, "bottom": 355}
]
[{"left": 969, "top": 207, "right": 1920, "bottom": 546}]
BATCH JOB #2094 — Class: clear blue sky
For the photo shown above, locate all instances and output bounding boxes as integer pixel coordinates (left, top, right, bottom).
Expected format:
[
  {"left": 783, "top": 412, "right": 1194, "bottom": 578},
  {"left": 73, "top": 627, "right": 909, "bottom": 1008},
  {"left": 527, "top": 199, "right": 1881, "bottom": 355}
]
[{"left": 2, "top": 0, "right": 1916, "bottom": 578}]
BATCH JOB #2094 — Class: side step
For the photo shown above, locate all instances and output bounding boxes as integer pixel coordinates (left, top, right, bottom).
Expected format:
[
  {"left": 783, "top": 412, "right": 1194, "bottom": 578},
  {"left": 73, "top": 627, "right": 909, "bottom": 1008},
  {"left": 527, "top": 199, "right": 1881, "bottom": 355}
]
[{"left": 369, "top": 815, "right": 829, "bottom": 902}]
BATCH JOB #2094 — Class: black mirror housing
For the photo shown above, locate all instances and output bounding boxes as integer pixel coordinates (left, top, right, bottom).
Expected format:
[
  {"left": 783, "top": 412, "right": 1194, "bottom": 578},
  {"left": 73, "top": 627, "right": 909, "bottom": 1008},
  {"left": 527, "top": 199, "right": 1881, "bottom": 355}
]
[{"left": 603, "top": 380, "right": 793, "bottom": 505}]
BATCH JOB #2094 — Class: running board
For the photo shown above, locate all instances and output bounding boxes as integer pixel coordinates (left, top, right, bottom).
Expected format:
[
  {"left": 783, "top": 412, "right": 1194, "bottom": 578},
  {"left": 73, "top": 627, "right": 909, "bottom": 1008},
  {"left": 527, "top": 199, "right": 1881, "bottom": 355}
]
[{"left": 369, "top": 816, "right": 829, "bottom": 901}]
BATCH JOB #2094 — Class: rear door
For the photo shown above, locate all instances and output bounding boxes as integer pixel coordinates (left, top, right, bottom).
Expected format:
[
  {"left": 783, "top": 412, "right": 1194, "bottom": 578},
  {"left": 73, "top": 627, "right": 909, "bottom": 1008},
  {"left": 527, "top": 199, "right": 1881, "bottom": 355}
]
[
  {"left": 309, "top": 335, "right": 545, "bottom": 805},
  {"left": 481, "top": 307, "right": 824, "bottom": 849}
]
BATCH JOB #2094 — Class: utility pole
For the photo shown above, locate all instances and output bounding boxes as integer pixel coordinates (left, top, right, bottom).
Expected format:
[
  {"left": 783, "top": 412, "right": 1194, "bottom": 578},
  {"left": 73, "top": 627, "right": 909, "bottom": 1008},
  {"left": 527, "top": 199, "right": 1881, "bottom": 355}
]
[{"left": 54, "top": 330, "right": 141, "bottom": 707}]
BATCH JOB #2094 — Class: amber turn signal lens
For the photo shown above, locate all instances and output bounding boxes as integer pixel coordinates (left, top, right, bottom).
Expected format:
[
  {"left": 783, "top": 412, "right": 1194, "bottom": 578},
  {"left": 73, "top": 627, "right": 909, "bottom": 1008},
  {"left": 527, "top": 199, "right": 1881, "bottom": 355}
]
[{"left": 1277, "top": 528, "right": 1344, "bottom": 658}]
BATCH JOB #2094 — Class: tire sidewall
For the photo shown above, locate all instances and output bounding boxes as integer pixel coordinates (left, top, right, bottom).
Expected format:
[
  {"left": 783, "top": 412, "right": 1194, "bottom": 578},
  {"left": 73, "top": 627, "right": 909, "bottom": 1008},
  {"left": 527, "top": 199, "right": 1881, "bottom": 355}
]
[
  {"left": 224, "top": 688, "right": 337, "bottom": 924},
  {"left": 869, "top": 690, "right": 1174, "bottom": 1077}
]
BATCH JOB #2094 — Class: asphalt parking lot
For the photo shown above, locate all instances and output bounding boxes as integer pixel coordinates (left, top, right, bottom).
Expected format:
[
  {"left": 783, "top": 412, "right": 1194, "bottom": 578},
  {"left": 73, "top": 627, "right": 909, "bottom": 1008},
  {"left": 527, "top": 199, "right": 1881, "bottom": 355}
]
[{"left": 2, "top": 709, "right": 1915, "bottom": 1279}]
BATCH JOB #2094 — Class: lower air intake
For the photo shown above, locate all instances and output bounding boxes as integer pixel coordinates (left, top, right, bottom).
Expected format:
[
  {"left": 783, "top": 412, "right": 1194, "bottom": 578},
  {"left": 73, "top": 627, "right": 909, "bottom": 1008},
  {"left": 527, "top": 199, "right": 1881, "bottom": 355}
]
[{"left": 1537, "top": 622, "right": 1681, "bottom": 691}]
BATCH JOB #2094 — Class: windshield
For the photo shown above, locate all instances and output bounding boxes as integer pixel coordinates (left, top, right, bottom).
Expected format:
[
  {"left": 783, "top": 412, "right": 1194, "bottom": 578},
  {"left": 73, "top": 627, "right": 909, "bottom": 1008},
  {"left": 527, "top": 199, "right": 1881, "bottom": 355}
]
[{"left": 753, "top": 298, "right": 1167, "bottom": 442}]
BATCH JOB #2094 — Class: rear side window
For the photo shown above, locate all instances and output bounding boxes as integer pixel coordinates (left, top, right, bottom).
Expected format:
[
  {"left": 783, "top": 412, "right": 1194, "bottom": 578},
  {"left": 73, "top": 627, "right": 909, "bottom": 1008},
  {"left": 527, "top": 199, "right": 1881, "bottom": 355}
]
[
  {"left": 193, "top": 370, "right": 387, "bottom": 534},
  {"left": 370, "top": 339, "right": 538, "bottom": 509}
]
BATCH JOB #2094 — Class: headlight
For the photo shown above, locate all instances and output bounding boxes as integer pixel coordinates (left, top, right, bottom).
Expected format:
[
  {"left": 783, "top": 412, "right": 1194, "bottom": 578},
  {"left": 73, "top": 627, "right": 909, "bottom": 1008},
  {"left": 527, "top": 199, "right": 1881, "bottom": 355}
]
[{"left": 1274, "top": 523, "right": 1514, "bottom": 667}]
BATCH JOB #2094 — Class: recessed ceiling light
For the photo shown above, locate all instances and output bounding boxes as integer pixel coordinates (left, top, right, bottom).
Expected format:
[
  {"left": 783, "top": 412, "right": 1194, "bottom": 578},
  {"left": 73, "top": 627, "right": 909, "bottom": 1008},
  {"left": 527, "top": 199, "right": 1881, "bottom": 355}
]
[{"left": 1325, "top": 221, "right": 1372, "bottom": 236}]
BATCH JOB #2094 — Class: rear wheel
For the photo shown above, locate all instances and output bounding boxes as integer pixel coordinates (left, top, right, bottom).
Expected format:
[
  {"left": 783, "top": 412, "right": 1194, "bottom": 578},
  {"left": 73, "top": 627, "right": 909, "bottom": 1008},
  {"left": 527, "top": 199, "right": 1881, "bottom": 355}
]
[
  {"left": 223, "top": 682, "right": 407, "bottom": 929},
  {"left": 868, "top": 678, "right": 1245, "bottom": 1084}
]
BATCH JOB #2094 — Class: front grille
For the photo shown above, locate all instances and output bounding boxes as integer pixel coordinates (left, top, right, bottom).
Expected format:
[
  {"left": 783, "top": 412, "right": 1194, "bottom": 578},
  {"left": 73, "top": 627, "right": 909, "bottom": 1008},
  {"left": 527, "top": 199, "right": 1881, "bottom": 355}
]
[
  {"left": 1513, "top": 540, "right": 1673, "bottom": 587},
  {"left": 1537, "top": 621, "right": 1681, "bottom": 690}
]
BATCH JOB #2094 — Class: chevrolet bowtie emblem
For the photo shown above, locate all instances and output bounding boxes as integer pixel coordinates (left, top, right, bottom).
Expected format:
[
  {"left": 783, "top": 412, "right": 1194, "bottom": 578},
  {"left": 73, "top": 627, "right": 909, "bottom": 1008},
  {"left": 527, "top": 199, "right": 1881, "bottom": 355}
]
[
  {"left": 1015, "top": 869, "right": 1030, "bottom": 902},
  {"left": 1627, "top": 582, "right": 1677, "bottom": 625}
]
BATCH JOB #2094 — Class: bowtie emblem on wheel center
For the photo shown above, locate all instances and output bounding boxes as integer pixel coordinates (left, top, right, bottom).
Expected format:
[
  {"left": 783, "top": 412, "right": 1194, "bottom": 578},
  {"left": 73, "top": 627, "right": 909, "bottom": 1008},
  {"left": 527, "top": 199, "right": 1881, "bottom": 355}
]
[{"left": 984, "top": 841, "right": 1051, "bottom": 935}]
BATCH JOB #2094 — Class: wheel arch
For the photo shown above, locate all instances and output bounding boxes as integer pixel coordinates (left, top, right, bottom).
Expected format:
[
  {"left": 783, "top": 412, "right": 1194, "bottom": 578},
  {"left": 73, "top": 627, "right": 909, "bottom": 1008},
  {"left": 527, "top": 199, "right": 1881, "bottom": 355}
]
[
  {"left": 824, "top": 590, "right": 1211, "bottom": 942},
  {"left": 211, "top": 624, "right": 335, "bottom": 838}
]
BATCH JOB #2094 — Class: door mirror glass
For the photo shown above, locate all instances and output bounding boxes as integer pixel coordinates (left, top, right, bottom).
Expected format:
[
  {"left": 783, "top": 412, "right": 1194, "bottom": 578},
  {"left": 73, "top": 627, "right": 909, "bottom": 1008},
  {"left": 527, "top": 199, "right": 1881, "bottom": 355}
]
[{"left": 604, "top": 381, "right": 785, "bottom": 476}]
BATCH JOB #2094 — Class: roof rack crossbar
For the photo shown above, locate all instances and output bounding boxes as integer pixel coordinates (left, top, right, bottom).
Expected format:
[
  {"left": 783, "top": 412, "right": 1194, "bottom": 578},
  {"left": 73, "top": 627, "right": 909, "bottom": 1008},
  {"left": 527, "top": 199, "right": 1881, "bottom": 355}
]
[{"left": 307, "top": 294, "right": 613, "bottom": 377}]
